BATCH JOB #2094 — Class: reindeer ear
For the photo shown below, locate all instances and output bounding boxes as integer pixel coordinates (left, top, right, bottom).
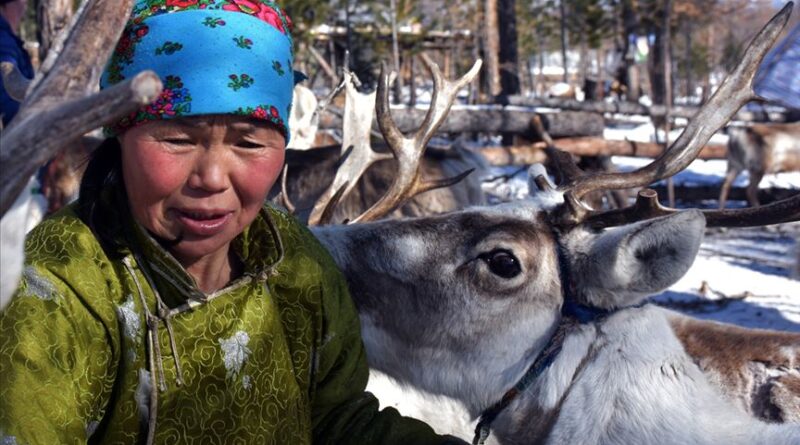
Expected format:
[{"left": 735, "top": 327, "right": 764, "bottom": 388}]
[{"left": 566, "top": 210, "right": 705, "bottom": 309}]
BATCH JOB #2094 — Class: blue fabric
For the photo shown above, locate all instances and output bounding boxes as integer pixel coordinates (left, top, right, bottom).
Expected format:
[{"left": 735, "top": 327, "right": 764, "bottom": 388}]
[
  {"left": 0, "top": 14, "right": 34, "bottom": 126},
  {"left": 101, "top": 1, "right": 294, "bottom": 141}
]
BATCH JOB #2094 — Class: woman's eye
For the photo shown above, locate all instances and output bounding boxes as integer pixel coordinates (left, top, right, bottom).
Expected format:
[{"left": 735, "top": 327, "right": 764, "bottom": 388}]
[
  {"left": 163, "top": 138, "right": 194, "bottom": 146},
  {"left": 478, "top": 249, "right": 521, "bottom": 279},
  {"left": 236, "top": 140, "right": 265, "bottom": 149}
]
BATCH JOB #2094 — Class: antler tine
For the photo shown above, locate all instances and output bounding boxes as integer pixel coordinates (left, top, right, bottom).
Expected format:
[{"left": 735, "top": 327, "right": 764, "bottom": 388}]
[
  {"left": 413, "top": 54, "right": 482, "bottom": 149},
  {"left": 317, "top": 181, "right": 350, "bottom": 226},
  {"left": 0, "top": 62, "right": 31, "bottom": 102},
  {"left": 551, "top": 2, "right": 793, "bottom": 227},
  {"left": 279, "top": 164, "right": 296, "bottom": 214},
  {"left": 583, "top": 190, "right": 799, "bottom": 229},
  {"left": 307, "top": 71, "right": 393, "bottom": 225},
  {"left": 0, "top": 0, "right": 163, "bottom": 217},
  {"left": 582, "top": 189, "right": 672, "bottom": 229},
  {"left": 351, "top": 57, "right": 482, "bottom": 223},
  {"left": 703, "top": 193, "right": 800, "bottom": 227}
]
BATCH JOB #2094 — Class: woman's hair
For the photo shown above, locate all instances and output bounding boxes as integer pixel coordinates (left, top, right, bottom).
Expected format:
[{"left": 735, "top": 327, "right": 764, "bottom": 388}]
[{"left": 76, "top": 138, "right": 128, "bottom": 258}]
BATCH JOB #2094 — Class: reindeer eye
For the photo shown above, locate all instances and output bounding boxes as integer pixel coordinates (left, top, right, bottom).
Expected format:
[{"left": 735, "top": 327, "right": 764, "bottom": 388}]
[{"left": 479, "top": 249, "right": 521, "bottom": 279}]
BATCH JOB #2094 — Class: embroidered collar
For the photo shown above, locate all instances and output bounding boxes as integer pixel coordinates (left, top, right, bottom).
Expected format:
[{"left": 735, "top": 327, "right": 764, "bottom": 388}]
[{"left": 100, "top": 182, "right": 284, "bottom": 308}]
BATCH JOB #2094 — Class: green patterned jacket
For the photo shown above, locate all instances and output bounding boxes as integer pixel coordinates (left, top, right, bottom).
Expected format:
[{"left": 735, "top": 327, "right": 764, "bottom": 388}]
[{"left": 0, "top": 198, "right": 446, "bottom": 444}]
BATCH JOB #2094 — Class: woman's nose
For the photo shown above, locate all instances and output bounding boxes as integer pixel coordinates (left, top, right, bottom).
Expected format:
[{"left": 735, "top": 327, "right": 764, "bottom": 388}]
[{"left": 187, "top": 147, "right": 230, "bottom": 193}]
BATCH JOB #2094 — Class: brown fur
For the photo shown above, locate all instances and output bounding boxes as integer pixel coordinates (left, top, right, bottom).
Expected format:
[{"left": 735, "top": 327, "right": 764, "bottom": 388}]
[
  {"left": 771, "top": 375, "right": 800, "bottom": 423},
  {"left": 669, "top": 313, "right": 800, "bottom": 422},
  {"left": 41, "top": 138, "right": 96, "bottom": 214}
]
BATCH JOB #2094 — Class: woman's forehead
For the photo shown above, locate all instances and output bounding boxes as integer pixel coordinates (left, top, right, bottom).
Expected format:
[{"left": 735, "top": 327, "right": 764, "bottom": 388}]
[{"left": 137, "top": 115, "right": 282, "bottom": 133}]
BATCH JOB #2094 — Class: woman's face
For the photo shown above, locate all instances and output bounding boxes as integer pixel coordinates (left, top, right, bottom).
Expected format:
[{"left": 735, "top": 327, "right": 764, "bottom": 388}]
[{"left": 120, "top": 115, "right": 285, "bottom": 265}]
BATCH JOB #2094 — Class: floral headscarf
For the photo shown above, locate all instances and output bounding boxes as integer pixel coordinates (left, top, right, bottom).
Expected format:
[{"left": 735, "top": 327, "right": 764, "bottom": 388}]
[{"left": 101, "top": 0, "right": 295, "bottom": 141}]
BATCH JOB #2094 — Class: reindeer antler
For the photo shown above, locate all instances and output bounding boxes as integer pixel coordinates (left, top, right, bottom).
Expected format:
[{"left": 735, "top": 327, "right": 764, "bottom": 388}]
[
  {"left": 347, "top": 55, "right": 482, "bottom": 223},
  {"left": 307, "top": 71, "right": 393, "bottom": 225},
  {"left": 580, "top": 189, "right": 800, "bottom": 229},
  {"left": 534, "top": 2, "right": 796, "bottom": 229},
  {"left": 0, "top": 0, "right": 162, "bottom": 217}
]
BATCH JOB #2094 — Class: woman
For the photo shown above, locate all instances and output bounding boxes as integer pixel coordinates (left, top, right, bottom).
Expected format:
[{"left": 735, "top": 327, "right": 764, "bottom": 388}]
[{"left": 0, "top": 2, "right": 462, "bottom": 443}]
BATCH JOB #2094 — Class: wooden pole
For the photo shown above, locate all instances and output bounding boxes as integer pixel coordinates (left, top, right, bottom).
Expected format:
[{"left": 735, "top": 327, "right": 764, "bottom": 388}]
[
  {"left": 390, "top": 0, "right": 403, "bottom": 104},
  {"left": 479, "top": 137, "right": 727, "bottom": 166},
  {"left": 663, "top": 0, "right": 675, "bottom": 207}
]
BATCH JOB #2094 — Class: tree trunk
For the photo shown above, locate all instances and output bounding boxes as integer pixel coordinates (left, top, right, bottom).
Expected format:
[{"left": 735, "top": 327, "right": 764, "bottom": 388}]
[
  {"left": 597, "top": 47, "right": 606, "bottom": 98},
  {"left": 497, "top": 0, "right": 520, "bottom": 97},
  {"left": 390, "top": 0, "right": 403, "bottom": 104},
  {"left": 702, "top": 28, "right": 713, "bottom": 101},
  {"left": 684, "top": 22, "right": 692, "bottom": 98},
  {"left": 35, "top": 0, "right": 74, "bottom": 61},
  {"left": 662, "top": 0, "right": 675, "bottom": 207},
  {"left": 650, "top": 20, "right": 666, "bottom": 106},
  {"left": 621, "top": 0, "right": 640, "bottom": 101},
  {"left": 579, "top": 39, "right": 589, "bottom": 87},
  {"left": 409, "top": 54, "right": 417, "bottom": 107},
  {"left": 483, "top": 0, "right": 501, "bottom": 96},
  {"left": 559, "top": 0, "right": 569, "bottom": 83},
  {"left": 536, "top": 25, "right": 545, "bottom": 96}
]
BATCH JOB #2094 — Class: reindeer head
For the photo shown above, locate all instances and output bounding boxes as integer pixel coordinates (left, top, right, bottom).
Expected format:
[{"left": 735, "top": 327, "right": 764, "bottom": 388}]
[
  {"left": 313, "top": 2, "right": 798, "bottom": 416},
  {"left": 316, "top": 195, "right": 707, "bottom": 413}
]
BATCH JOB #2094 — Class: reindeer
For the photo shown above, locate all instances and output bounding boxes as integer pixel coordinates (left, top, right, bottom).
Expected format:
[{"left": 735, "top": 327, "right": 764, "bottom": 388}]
[
  {"left": 1, "top": 2, "right": 799, "bottom": 443},
  {"left": 306, "top": 4, "right": 800, "bottom": 443},
  {"left": 272, "top": 143, "right": 487, "bottom": 224},
  {"left": 719, "top": 122, "right": 800, "bottom": 209},
  {"left": 272, "top": 67, "right": 487, "bottom": 225}
]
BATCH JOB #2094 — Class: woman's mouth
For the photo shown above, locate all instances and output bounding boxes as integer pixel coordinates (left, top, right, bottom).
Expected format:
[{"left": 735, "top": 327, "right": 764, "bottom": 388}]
[{"left": 175, "top": 209, "right": 233, "bottom": 236}]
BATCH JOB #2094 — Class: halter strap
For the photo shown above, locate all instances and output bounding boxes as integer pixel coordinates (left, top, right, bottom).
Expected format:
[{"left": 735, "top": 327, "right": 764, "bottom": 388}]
[{"left": 472, "top": 235, "right": 619, "bottom": 445}]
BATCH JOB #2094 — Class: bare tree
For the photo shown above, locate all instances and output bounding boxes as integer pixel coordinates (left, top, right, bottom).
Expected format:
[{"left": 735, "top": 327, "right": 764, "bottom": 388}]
[
  {"left": 497, "top": 0, "right": 520, "bottom": 97},
  {"left": 483, "top": 0, "right": 501, "bottom": 96}
]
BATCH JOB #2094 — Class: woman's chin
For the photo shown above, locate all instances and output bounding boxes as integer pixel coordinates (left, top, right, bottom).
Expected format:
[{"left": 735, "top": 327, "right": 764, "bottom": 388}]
[{"left": 167, "top": 233, "right": 236, "bottom": 265}]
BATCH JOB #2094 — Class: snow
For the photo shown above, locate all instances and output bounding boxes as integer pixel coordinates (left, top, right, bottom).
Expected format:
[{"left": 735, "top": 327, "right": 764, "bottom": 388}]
[
  {"left": 480, "top": 130, "right": 800, "bottom": 333},
  {"left": 655, "top": 224, "right": 800, "bottom": 332}
]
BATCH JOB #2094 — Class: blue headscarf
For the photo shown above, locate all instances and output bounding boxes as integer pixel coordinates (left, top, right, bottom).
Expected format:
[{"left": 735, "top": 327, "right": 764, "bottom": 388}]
[{"left": 101, "top": 0, "right": 295, "bottom": 142}]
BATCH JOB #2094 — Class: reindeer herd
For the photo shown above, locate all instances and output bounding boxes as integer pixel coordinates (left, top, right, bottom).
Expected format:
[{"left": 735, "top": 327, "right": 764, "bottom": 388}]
[{"left": 1, "top": 1, "right": 799, "bottom": 444}]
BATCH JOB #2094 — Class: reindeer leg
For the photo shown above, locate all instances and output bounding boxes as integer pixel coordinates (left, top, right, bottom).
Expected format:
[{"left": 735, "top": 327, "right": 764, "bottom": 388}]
[
  {"left": 746, "top": 169, "right": 764, "bottom": 207},
  {"left": 718, "top": 167, "right": 740, "bottom": 209}
]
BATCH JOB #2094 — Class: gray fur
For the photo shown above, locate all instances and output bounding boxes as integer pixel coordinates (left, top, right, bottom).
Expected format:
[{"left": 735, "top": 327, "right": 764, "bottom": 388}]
[{"left": 313, "top": 203, "right": 800, "bottom": 444}]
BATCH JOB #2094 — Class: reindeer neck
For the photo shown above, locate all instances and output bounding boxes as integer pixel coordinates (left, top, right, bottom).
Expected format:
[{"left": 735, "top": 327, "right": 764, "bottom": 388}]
[
  {"left": 493, "top": 306, "right": 798, "bottom": 445},
  {"left": 474, "top": 297, "right": 627, "bottom": 444}
]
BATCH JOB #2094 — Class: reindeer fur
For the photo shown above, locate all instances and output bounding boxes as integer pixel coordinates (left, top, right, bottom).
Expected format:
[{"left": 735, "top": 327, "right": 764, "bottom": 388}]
[{"left": 314, "top": 202, "right": 800, "bottom": 444}]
